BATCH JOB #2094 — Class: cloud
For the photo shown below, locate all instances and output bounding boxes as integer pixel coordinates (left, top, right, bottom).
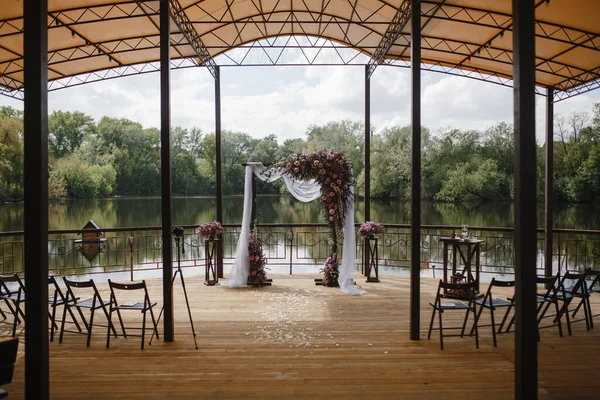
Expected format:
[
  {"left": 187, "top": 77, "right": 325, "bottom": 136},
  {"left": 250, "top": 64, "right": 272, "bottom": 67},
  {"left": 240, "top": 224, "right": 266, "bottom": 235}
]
[{"left": 1, "top": 65, "right": 599, "bottom": 144}]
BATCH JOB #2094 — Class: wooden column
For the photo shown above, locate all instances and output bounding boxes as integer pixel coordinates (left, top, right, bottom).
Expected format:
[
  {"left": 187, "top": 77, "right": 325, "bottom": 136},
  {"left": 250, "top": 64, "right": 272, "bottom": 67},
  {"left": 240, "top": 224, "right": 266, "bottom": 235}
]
[
  {"left": 160, "top": 0, "right": 174, "bottom": 342},
  {"left": 512, "top": 0, "right": 538, "bottom": 398},
  {"left": 410, "top": 0, "right": 421, "bottom": 341},
  {"left": 364, "top": 65, "right": 371, "bottom": 222},
  {"left": 545, "top": 87, "right": 554, "bottom": 279},
  {"left": 215, "top": 66, "right": 224, "bottom": 278},
  {"left": 24, "top": 0, "right": 50, "bottom": 397}
]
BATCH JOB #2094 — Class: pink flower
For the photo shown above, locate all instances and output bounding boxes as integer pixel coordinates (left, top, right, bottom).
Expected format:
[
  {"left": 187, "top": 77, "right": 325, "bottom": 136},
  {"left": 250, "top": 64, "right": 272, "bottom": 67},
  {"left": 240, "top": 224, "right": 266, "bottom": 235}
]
[
  {"left": 329, "top": 209, "right": 335, "bottom": 215},
  {"left": 252, "top": 271, "right": 257, "bottom": 276},
  {"left": 329, "top": 216, "right": 334, "bottom": 221},
  {"left": 337, "top": 179, "right": 342, "bottom": 185},
  {"left": 249, "top": 255, "right": 254, "bottom": 261},
  {"left": 314, "top": 160, "right": 319, "bottom": 165},
  {"left": 293, "top": 167, "right": 299, "bottom": 173},
  {"left": 294, "top": 160, "right": 300, "bottom": 166}
]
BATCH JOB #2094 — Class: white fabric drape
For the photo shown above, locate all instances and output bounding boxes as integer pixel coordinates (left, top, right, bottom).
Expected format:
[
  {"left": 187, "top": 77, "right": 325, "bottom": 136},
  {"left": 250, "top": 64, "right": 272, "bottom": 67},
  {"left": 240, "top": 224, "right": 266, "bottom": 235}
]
[
  {"left": 224, "top": 162, "right": 366, "bottom": 295},
  {"left": 220, "top": 166, "right": 253, "bottom": 287}
]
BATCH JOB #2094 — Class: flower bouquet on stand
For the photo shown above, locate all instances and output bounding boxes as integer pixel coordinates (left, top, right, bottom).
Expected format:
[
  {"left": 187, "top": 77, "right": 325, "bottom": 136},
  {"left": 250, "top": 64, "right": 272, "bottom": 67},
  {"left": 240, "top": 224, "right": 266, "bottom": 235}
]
[
  {"left": 359, "top": 221, "right": 383, "bottom": 283},
  {"left": 247, "top": 231, "right": 270, "bottom": 287},
  {"left": 196, "top": 221, "right": 223, "bottom": 240},
  {"left": 321, "top": 253, "right": 340, "bottom": 287},
  {"left": 359, "top": 221, "right": 384, "bottom": 239},
  {"left": 196, "top": 221, "right": 223, "bottom": 285}
]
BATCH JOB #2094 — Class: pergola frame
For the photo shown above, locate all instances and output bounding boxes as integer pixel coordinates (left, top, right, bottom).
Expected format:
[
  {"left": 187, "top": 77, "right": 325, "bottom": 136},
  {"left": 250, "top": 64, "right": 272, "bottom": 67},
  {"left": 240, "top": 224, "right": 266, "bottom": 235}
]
[{"left": 7, "top": 0, "right": 600, "bottom": 398}]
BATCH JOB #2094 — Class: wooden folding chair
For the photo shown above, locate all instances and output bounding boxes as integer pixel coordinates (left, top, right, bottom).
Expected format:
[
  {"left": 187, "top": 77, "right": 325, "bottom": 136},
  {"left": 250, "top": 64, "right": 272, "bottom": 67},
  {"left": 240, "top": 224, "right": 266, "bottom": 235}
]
[
  {"left": 428, "top": 280, "right": 479, "bottom": 350},
  {"left": 106, "top": 280, "right": 158, "bottom": 350},
  {"left": 0, "top": 274, "right": 26, "bottom": 337},
  {"left": 469, "top": 278, "right": 515, "bottom": 347},
  {"left": 48, "top": 276, "right": 81, "bottom": 342},
  {"left": 553, "top": 271, "right": 592, "bottom": 335},
  {"left": 59, "top": 278, "right": 118, "bottom": 347}
]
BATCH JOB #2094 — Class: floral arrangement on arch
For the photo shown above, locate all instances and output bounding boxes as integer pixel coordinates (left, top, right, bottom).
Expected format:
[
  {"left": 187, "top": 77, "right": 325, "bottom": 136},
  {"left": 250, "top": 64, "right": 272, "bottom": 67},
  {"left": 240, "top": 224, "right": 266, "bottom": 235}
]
[
  {"left": 279, "top": 149, "right": 353, "bottom": 249},
  {"left": 196, "top": 221, "right": 223, "bottom": 240},
  {"left": 359, "top": 221, "right": 384, "bottom": 238},
  {"left": 247, "top": 231, "right": 269, "bottom": 286},
  {"left": 321, "top": 253, "right": 340, "bottom": 287},
  {"left": 273, "top": 149, "right": 353, "bottom": 287}
]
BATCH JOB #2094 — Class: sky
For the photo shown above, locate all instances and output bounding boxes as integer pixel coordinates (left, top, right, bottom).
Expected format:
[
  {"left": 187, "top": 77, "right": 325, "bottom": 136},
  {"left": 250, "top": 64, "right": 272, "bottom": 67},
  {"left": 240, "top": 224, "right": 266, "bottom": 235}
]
[{"left": 1, "top": 64, "right": 600, "bottom": 143}]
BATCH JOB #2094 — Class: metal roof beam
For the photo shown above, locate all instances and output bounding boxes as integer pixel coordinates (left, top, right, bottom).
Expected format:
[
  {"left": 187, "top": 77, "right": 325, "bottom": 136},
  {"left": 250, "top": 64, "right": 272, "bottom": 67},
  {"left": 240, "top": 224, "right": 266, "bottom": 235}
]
[
  {"left": 367, "top": 0, "right": 411, "bottom": 77},
  {"left": 168, "top": 0, "right": 218, "bottom": 78},
  {"left": 0, "top": 1, "right": 160, "bottom": 38}
]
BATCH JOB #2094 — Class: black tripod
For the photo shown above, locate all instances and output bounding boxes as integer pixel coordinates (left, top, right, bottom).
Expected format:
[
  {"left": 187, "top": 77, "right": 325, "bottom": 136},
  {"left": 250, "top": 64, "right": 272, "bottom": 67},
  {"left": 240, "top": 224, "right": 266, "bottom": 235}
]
[{"left": 150, "top": 234, "right": 198, "bottom": 349}]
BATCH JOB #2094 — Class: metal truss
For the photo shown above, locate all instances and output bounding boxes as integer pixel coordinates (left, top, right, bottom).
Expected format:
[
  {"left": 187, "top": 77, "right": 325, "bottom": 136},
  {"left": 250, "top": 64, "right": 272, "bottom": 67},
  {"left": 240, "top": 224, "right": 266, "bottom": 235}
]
[
  {"left": 46, "top": 58, "right": 197, "bottom": 92},
  {"left": 0, "top": 85, "right": 23, "bottom": 100},
  {"left": 386, "top": 33, "right": 584, "bottom": 86},
  {"left": 168, "top": 0, "right": 218, "bottom": 78},
  {"left": 554, "top": 77, "right": 600, "bottom": 102},
  {"left": 421, "top": 1, "right": 599, "bottom": 52},
  {"left": 215, "top": 35, "right": 369, "bottom": 66},
  {"left": 385, "top": 58, "right": 546, "bottom": 97},
  {"left": 366, "top": 0, "right": 411, "bottom": 77},
  {"left": 2, "top": 34, "right": 190, "bottom": 81},
  {"left": 0, "top": 1, "right": 160, "bottom": 38},
  {"left": 420, "top": 0, "right": 600, "bottom": 92}
]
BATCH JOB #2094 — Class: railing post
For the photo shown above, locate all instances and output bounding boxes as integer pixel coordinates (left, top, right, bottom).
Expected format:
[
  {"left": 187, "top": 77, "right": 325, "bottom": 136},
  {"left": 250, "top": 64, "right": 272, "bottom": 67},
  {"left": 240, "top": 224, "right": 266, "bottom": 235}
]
[
  {"left": 128, "top": 232, "right": 135, "bottom": 281},
  {"left": 287, "top": 228, "right": 294, "bottom": 275},
  {"left": 557, "top": 232, "right": 562, "bottom": 276}
]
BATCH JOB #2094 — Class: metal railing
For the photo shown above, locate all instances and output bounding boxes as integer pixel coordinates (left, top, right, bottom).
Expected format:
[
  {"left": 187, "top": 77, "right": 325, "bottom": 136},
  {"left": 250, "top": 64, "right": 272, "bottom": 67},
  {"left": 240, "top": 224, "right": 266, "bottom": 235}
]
[{"left": 1, "top": 224, "right": 599, "bottom": 279}]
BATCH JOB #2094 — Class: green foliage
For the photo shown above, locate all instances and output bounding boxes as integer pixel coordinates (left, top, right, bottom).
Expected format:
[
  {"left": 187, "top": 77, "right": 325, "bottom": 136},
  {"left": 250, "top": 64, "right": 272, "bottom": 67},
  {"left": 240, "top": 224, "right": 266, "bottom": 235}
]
[
  {"left": 48, "top": 173, "right": 67, "bottom": 200},
  {"left": 52, "top": 151, "right": 117, "bottom": 198},
  {"left": 367, "top": 126, "right": 412, "bottom": 198},
  {"left": 435, "top": 159, "right": 505, "bottom": 202},
  {"left": 2, "top": 102, "right": 600, "bottom": 204},
  {"left": 48, "top": 110, "right": 95, "bottom": 158},
  {"left": 0, "top": 109, "right": 24, "bottom": 200}
]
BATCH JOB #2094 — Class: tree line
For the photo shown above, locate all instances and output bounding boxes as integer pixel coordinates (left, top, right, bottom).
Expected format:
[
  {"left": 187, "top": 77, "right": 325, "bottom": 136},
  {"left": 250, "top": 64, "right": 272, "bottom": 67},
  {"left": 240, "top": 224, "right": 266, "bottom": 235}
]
[{"left": 1, "top": 103, "right": 599, "bottom": 202}]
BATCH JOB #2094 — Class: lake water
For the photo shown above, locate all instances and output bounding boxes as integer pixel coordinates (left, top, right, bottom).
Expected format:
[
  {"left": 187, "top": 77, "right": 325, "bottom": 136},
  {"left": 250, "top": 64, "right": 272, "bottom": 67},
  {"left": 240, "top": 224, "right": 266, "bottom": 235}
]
[{"left": 1, "top": 196, "right": 599, "bottom": 232}]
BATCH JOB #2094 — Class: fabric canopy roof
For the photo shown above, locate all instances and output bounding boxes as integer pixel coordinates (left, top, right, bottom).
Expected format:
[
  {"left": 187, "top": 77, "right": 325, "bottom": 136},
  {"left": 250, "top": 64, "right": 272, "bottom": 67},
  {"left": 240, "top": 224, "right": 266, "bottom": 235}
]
[{"left": 1, "top": 0, "right": 599, "bottom": 99}]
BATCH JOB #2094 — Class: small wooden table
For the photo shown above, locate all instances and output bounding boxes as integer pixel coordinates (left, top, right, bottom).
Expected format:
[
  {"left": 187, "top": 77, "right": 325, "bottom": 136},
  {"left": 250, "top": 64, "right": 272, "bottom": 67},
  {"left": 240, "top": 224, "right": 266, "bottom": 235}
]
[{"left": 439, "top": 237, "right": 484, "bottom": 297}]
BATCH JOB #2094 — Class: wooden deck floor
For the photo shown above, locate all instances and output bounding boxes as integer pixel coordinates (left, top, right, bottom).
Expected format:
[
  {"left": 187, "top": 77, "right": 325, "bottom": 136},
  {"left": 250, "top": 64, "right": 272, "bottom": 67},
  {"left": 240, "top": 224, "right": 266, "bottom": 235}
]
[{"left": 3, "top": 274, "right": 600, "bottom": 399}]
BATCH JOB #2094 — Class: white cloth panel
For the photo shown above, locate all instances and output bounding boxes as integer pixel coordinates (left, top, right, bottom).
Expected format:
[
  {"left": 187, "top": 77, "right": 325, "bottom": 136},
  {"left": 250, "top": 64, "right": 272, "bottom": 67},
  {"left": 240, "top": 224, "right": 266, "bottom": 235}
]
[{"left": 221, "top": 165, "right": 253, "bottom": 287}]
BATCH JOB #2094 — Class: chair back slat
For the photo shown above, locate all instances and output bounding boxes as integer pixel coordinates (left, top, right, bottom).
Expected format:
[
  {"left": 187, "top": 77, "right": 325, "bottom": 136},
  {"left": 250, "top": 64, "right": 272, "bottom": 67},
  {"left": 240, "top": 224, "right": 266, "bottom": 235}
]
[
  {"left": 439, "top": 281, "right": 476, "bottom": 292},
  {"left": 109, "top": 281, "right": 146, "bottom": 291},
  {"left": 491, "top": 279, "right": 516, "bottom": 288},
  {"left": 63, "top": 278, "right": 94, "bottom": 289},
  {"left": 536, "top": 275, "right": 558, "bottom": 286},
  {"left": 0, "top": 274, "right": 25, "bottom": 290}
]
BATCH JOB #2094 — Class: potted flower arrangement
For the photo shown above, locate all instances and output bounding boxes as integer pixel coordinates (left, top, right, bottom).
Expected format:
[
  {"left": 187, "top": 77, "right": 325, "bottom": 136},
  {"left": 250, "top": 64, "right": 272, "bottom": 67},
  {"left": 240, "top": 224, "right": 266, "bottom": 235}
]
[
  {"left": 247, "top": 231, "right": 268, "bottom": 286},
  {"left": 359, "top": 221, "right": 384, "bottom": 239},
  {"left": 196, "top": 221, "right": 223, "bottom": 240},
  {"left": 321, "top": 253, "right": 340, "bottom": 287}
]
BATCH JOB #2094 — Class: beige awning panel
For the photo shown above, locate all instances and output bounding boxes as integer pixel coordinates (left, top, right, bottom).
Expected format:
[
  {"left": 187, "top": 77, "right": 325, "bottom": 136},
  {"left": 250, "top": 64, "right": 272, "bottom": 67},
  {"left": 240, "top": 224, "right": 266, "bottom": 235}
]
[{"left": 0, "top": 0, "right": 598, "bottom": 94}]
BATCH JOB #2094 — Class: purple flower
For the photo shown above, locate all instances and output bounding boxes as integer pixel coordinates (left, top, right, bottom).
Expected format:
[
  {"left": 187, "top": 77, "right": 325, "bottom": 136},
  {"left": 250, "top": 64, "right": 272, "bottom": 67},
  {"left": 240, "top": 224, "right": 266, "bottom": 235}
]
[{"left": 359, "top": 221, "right": 384, "bottom": 237}]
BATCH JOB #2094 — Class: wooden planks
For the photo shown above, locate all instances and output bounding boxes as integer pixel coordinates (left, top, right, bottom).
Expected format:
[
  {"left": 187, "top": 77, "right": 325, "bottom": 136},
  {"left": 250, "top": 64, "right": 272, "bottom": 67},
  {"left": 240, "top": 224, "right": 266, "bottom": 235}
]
[{"left": 3, "top": 274, "right": 600, "bottom": 399}]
